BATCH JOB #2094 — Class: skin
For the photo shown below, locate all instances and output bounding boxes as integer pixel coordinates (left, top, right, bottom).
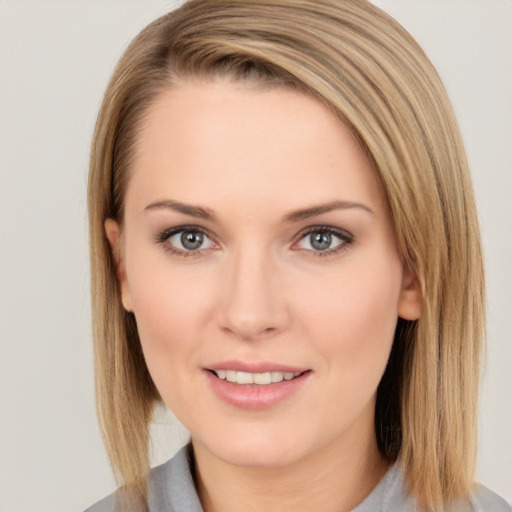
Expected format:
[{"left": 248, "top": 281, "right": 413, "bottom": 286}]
[{"left": 106, "top": 79, "right": 422, "bottom": 512}]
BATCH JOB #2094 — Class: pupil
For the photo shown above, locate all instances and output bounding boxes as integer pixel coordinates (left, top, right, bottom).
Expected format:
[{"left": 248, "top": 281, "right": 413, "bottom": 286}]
[
  {"left": 181, "top": 231, "right": 203, "bottom": 250},
  {"left": 311, "top": 232, "right": 331, "bottom": 250}
]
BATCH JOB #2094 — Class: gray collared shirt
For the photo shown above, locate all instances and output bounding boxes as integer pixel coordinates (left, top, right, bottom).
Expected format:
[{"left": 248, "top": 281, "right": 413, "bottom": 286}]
[{"left": 85, "top": 445, "right": 510, "bottom": 512}]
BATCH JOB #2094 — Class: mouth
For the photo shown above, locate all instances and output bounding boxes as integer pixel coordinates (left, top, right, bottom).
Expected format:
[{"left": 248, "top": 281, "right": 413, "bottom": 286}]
[
  {"left": 205, "top": 365, "right": 311, "bottom": 409},
  {"left": 208, "top": 369, "right": 306, "bottom": 385},
  {"left": 204, "top": 360, "right": 311, "bottom": 409}
]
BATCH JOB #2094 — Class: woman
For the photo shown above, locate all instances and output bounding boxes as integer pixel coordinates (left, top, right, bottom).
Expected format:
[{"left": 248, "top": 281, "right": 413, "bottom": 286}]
[{"left": 85, "top": 0, "right": 509, "bottom": 510}]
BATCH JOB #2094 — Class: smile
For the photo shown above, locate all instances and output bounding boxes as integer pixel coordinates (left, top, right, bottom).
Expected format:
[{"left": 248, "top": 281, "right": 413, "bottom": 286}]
[
  {"left": 205, "top": 366, "right": 311, "bottom": 410},
  {"left": 211, "top": 370, "right": 303, "bottom": 385}
]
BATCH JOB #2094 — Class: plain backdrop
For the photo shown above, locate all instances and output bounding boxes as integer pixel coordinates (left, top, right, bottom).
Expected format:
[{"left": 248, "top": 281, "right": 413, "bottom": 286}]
[{"left": 0, "top": 1, "right": 510, "bottom": 511}]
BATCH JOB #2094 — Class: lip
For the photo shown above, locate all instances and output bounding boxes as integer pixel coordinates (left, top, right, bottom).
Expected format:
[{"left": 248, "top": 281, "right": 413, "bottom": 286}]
[
  {"left": 206, "top": 360, "right": 308, "bottom": 374},
  {"left": 204, "top": 360, "right": 312, "bottom": 410}
]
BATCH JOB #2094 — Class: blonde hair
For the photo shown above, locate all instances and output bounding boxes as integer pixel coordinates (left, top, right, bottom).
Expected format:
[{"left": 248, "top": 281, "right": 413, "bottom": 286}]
[{"left": 88, "top": 1, "right": 484, "bottom": 509}]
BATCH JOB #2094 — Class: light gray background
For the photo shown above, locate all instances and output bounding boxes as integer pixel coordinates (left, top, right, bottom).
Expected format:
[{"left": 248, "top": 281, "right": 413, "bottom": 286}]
[{"left": 0, "top": 1, "right": 510, "bottom": 511}]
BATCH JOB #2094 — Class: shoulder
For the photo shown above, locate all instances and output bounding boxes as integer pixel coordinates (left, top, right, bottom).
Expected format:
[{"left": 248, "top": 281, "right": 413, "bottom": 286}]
[
  {"left": 83, "top": 445, "right": 203, "bottom": 512},
  {"left": 470, "top": 483, "right": 511, "bottom": 512},
  {"left": 83, "top": 492, "right": 119, "bottom": 512},
  {"left": 83, "top": 480, "right": 150, "bottom": 512},
  {"left": 352, "top": 463, "right": 510, "bottom": 512}
]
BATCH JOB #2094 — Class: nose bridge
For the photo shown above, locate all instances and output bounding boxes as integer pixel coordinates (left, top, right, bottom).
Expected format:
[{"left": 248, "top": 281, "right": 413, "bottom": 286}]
[{"left": 218, "top": 242, "right": 288, "bottom": 340}]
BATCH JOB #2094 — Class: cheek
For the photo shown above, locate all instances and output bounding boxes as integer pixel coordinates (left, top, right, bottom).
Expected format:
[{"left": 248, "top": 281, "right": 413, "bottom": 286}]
[
  {"left": 298, "top": 256, "right": 402, "bottom": 375},
  {"left": 124, "top": 248, "right": 216, "bottom": 377}
]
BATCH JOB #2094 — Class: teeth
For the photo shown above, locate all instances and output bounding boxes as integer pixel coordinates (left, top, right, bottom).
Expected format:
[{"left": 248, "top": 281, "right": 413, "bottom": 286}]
[
  {"left": 271, "top": 371, "right": 284, "bottom": 383},
  {"left": 214, "top": 370, "right": 302, "bottom": 385},
  {"left": 236, "top": 371, "right": 253, "bottom": 384},
  {"left": 254, "top": 372, "right": 272, "bottom": 385},
  {"left": 226, "top": 370, "right": 237, "bottom": 383}
]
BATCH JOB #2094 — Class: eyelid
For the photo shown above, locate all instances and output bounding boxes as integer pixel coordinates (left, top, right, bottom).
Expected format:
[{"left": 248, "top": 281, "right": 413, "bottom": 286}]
[
  {"left": 292, "top": 225, "right": 354, "bottom": 255},
  {"left": 155, "top": 224, "right": 353, "bottom": 257},
  {"left": 155, "top": 225, "right": 219, "bottom": 256},
  {"left": 155, "top": 224, "right": 212, "bottom": 242}
]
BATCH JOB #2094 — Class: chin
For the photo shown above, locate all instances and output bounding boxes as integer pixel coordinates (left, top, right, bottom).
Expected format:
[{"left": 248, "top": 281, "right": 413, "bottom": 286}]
[
  {"left": 218, "top": 446, "right": 298, "bottom": 469},
  {"left": 196, "top": 427, "right": 303, "bottom": 469}
]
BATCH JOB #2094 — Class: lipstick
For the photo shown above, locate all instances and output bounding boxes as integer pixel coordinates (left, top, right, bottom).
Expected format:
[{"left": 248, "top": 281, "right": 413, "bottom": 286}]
[{"left": 204, "top": 360, "right": 311, "bottom": 410}]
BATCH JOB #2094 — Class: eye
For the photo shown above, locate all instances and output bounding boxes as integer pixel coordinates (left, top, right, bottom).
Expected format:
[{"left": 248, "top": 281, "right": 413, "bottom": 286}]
[
  {"left": 157, "top": 227, "right": 217, "bottom": 255},
  {"left": 295, "top": 227, "right": 352, "bottom": 254}
]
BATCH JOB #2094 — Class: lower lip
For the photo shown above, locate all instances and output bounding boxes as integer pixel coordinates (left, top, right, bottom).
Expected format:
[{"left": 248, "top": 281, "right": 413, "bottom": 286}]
[{"left": 205, "top": 371, "right": 311, "bottom": 410}]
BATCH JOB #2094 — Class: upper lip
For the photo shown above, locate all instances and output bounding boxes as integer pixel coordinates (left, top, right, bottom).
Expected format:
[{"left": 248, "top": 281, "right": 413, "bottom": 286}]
[{"left": 205, "top": 360, "right": 309, "bottom": 374}]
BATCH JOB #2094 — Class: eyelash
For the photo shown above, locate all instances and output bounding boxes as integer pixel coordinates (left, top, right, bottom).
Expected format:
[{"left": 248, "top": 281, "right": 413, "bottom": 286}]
[
  {"left": 155, "top": 225, "right": 354, "bottom": 258},
  {"left": 155, "top": 225, "right": 216, "bottom": 258},
  {"left": 295, "top": 226, "right": 353, "bottom": 257}
]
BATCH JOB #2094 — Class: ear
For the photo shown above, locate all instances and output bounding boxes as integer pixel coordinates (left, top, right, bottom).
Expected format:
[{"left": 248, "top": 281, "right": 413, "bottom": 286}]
[
  {"left": 104, "top": 218, "right": 133, "bottom": 312},
  {"left": 397, "top": 266, "right": 422, "bottom": 321}
]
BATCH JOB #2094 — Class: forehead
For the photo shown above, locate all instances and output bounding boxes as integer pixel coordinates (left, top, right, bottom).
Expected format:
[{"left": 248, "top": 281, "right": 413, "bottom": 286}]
[{"left": 125, "top": 79, "right": 387, "bottom": 216}]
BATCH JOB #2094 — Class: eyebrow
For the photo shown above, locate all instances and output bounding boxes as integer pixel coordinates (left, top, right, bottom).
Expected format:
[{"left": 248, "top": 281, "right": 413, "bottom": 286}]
[
  {"left": 281, "top": 200, "right": 374, "bottom": 223},
  {"left": 143, "top": 198, "right": 373, "bottom": 222},
  {"left": 144, "top": 200, "right": 217, "bottom": 220}
]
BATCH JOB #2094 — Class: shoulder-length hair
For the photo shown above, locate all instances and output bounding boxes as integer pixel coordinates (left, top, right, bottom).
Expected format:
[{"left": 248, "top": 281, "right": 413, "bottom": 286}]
[{"left": 88, "top": 1, "right": 484, "bottom": 509}]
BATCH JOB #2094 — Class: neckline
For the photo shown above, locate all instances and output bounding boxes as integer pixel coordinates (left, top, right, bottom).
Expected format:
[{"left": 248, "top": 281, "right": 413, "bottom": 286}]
[
  {"left": 180, "top": 444, "right": 402, "bottom": 512},
  {"left": 350, "top": 462, "right": 402, "bottom": 511}
]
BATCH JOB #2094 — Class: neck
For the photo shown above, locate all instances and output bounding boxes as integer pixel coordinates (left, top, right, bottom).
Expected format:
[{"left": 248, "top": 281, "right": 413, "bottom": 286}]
[{"left": 192, "top": 417, "right": 390, "bottom": 512}]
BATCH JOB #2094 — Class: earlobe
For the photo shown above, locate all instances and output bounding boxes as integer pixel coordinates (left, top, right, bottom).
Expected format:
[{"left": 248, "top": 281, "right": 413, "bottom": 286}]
[
  {"left": 397, "top": 267, "right": 422, "bottom": 321},
  {"left": 104, "top": 218, "right": 133, "bottom": 312}
]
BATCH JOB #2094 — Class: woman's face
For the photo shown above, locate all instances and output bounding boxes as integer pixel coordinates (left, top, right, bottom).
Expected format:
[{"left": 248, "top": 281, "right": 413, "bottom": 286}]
[{"left": 107, "top": 80, "right": 421, "bottom": 469}]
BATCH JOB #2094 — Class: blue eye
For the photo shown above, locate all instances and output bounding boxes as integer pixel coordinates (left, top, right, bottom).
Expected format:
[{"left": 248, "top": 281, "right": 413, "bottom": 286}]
[
  {"left": 173, "top": 231, "right": 205, "bottom": 250},
  {"left": 159, "top": 227, "right": 216, "bottom": 254},
  {"left": 296, "top": 227, "right": 352, "bottom": 253}
]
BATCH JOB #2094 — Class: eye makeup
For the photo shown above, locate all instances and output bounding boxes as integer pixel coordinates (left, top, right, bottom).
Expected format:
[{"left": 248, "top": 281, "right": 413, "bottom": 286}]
[
  {"left": 154, "top": 223, "right": 354, "bottom": 259},
  {"left": 293, "top": 225, "right": 354, "bottom": 258}
]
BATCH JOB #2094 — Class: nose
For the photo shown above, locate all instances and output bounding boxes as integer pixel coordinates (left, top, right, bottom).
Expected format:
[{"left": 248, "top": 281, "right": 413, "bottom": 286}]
[{"left": 217, "top": 246, "right": 290, "bottom": 341}]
